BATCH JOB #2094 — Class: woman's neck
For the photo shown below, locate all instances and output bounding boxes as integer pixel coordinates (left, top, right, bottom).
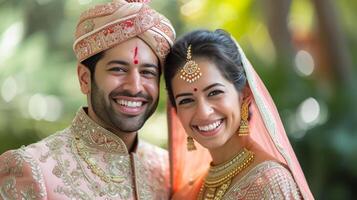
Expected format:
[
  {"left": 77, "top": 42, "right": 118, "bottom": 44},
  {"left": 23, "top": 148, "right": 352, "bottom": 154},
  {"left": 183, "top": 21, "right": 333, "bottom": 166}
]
[{"left": 209, "top": 134, "right": 252, "bottom": 165}]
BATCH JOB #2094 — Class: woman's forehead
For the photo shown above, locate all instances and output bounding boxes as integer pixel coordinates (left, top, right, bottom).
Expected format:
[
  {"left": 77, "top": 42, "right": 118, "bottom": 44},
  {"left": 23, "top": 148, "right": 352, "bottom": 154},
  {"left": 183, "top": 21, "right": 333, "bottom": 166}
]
[{"left": 172, "top": 58, "right": 231, "bottom": 93}]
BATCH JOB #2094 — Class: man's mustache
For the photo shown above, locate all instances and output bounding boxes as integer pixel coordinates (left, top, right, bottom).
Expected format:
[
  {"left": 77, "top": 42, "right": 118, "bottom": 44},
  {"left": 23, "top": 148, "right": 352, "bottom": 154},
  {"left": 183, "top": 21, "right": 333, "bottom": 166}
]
[{"left": 109, "top": 90, "right": 151, "bottom": 100}]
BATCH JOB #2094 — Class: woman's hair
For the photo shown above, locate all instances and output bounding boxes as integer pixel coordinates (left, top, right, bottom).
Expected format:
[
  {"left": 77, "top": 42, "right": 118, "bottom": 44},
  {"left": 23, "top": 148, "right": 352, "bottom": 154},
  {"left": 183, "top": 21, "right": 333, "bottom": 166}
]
[{"left": 164, "top": 29, "right": 247, "bottom": 107}]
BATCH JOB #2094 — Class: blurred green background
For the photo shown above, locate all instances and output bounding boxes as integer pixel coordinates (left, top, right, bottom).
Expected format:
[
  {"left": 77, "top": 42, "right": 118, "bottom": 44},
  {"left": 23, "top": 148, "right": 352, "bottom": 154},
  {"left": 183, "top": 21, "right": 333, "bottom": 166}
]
[{"left": 0, "top": 0, "right": 356, "bottom": 199}]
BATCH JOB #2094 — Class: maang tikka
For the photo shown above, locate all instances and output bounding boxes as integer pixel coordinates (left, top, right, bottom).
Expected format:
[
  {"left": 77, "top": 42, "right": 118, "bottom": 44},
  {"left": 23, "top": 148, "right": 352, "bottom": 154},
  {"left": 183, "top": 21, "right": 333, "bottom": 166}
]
[{"left": 180, "top": 44, "right": 202, "bottom": 83}]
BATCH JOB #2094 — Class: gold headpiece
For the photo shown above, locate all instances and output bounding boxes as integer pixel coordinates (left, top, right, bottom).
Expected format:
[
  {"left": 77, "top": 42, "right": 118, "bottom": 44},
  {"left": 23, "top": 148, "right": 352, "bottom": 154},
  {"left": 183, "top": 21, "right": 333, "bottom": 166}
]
[{"left": 180, "top": 45, "right": 202, "bottom": 83}]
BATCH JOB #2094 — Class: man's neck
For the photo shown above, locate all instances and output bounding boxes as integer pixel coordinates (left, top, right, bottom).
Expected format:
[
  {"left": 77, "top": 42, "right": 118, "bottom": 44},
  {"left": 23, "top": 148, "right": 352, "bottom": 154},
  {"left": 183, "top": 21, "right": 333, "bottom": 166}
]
[{"left": 85, "top": 107, "right": 138, "bottom": 152}]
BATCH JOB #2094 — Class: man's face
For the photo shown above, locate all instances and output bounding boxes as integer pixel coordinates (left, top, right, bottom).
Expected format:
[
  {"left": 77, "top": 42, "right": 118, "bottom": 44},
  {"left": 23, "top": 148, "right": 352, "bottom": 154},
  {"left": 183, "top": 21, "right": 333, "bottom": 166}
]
[{"left": 89, "top": 37, "right": 160, "bottom": 134}]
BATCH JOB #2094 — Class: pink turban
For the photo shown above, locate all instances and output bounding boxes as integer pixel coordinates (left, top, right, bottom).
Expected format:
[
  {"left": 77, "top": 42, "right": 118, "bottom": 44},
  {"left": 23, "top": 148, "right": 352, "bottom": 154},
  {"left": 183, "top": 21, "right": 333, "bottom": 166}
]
[{"left": 73, "top": 0, "right": 175, "bottom": 66}]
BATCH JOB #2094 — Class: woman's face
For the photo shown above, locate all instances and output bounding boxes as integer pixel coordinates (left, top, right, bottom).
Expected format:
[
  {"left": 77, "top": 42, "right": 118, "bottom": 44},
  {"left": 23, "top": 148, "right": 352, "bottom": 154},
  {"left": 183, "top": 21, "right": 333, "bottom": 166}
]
[{"left": 172, "top": 58, "right": 243, "bottom": 150}]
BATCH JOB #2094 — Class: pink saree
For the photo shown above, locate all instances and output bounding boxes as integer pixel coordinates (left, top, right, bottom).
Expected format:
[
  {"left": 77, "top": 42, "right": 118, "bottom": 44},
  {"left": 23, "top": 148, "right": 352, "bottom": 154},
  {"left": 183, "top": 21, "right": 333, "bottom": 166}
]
[{"left": 168, "top": 40, "right": 314, "bottom": 199}]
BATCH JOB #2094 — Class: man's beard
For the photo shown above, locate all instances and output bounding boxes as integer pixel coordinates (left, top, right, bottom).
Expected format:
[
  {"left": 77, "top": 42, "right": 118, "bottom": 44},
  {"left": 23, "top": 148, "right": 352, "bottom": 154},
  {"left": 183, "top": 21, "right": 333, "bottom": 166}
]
[{"left": 90, "top": 80, "right": 158, "bottom": 133}]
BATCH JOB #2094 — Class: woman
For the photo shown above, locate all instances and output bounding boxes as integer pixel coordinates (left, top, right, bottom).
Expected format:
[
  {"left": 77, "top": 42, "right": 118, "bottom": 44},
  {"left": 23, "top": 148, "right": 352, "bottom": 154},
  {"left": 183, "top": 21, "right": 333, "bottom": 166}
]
[{"left": 164, "top": 29, "right": 314, "bottom": 199}]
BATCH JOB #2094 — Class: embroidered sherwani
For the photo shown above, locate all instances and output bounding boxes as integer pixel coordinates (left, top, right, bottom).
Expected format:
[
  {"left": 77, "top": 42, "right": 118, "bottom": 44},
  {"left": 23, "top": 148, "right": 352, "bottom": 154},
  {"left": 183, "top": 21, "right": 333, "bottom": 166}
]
[{"left": 0, "top": 108, "right": 170, "bottom": 200}]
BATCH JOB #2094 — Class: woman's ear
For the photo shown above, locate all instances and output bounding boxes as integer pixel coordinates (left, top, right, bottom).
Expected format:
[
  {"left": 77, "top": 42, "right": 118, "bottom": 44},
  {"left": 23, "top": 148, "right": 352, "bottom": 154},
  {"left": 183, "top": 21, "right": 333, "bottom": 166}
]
[
  {"left": 77, "top": 63, "right": 91, "bottom": 94},
  {"left": 239, "top": 85, "right": 251, "bottom": 104},
  {"left": 242, "top": 85, "right": 252, "bottom": 99}
]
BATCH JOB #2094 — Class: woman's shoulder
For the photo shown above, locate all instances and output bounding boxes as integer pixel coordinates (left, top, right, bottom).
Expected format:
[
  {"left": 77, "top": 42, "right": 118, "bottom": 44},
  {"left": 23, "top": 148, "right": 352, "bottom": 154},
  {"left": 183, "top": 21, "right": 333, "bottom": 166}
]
[
  {"left": 224, "top": 161, "right": 301, "bottom": 200},
  {"left": 250, "top": 160, "right": 294, "bottom": 179}
]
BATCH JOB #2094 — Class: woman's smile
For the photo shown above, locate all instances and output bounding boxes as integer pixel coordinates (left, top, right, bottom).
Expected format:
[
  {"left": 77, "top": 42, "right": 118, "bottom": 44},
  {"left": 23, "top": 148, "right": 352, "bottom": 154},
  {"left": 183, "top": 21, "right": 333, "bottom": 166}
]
[{"left": 192, "top": 119, "right": 224, "bottom": 137}]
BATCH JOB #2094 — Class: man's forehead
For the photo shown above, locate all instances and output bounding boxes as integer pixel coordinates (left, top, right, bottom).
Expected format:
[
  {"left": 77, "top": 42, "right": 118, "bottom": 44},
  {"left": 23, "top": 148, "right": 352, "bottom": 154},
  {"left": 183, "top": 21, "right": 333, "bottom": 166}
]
[{"left": 103, "top": 41, "right": 147, "bottom": 57}]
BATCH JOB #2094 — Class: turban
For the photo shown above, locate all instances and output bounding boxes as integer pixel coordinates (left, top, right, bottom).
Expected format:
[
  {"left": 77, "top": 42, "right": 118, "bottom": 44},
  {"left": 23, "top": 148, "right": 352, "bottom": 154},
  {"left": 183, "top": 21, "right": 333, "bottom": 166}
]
[{"left": 73, "top": 0, "right": 176, "bottom": 66}]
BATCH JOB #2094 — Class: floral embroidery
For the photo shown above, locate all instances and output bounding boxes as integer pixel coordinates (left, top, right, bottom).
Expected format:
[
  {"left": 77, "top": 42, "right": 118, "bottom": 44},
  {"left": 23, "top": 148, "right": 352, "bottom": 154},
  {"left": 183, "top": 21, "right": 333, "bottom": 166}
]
[
  {"left": 0, "top": 177, "right": 20, "bottom": 199},
  {"left": 71, "top": 110, "right": 127, "bottom": 154},
  {"left": 0, "top": 148, "right": 47, "bottom": 200},
  {"left": 0, "top": 107, "right": 170, "bottom": 200},
  {"left": 154, "top": 20, "right": 175, "bottom": 44},
  {"left": 74, "top": 6, "right": 162, "bottom": 62},
  {"left": 224, "top": 161, "right": 301, "bottom": 200},
  {"left": 153, "top": 34, "right": 170, "bottom": 58},
  {"left": 77, "top": 1, "right": 125, "bottom": 31},
  {"left": 83, "top": 19, "right": 95, "bottom": 33}
]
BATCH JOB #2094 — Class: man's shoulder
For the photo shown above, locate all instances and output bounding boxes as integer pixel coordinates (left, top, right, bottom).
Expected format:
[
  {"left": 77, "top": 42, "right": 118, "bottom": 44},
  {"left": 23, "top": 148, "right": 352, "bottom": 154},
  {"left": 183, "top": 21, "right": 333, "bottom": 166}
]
[
  {"left": 0, "top": 127, "right": 74, "bottom": 199},
  {"left": 0, "top": 127, "right": 72, "bottom": 160},
  {"left": 20, "top": 127, "right": 71, "bottom": 153}
]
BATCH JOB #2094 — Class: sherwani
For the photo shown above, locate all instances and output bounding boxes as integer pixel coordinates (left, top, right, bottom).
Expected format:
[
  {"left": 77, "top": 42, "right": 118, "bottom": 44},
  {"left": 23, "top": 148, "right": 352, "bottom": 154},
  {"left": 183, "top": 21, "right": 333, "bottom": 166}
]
[{"left": 0, "top": 108, "right": 170, "bottom": 200}]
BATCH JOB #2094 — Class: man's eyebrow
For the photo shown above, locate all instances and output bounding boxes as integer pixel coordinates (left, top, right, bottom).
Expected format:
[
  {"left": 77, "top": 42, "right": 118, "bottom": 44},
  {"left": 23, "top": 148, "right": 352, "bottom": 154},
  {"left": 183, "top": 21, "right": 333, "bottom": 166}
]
[
  {"left": 107, "top": 60, "right": 130, "bottom": 66},
  {"left": 142, "top": 63, "right": 159, "bottom": 69},
  {"left": 107, "top": 60, "right": 158, "bottom": 69}
]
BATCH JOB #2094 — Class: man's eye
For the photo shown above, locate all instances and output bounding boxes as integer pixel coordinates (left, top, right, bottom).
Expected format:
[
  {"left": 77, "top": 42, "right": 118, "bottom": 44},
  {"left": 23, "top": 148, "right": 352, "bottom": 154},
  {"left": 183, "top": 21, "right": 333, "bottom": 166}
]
[
  {"left": 208, "top": 90, "right": 223, "bottom": 97},
  {"left": 108, "top": 67, "right": 125, "bottom": 72},
  {"left": 141, "top": 70, "right": 158, "bottom": 77},
  {"left": 178, "top": 98, "right": 194, "bottom": 105}
]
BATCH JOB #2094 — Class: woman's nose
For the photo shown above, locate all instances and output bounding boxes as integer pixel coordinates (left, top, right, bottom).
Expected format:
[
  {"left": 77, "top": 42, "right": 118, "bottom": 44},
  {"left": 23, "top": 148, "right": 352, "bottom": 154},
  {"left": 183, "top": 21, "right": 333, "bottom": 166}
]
[{"left": 195, "top": 100, "right": 214, "bottom": 118}]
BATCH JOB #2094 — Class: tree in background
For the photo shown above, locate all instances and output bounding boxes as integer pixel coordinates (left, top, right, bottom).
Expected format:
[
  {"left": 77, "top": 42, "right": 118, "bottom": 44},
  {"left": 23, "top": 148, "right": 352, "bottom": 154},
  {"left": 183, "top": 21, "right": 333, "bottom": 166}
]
[{"left": 0, "top": 0, "right": 356, "bottom": 198}]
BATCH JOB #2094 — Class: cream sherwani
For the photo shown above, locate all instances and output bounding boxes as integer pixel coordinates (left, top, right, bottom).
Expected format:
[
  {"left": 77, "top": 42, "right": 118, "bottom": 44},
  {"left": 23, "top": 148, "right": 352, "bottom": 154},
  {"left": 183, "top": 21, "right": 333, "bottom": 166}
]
[{"left": 0, "top": 108, "right": 170, "bottom": 200}]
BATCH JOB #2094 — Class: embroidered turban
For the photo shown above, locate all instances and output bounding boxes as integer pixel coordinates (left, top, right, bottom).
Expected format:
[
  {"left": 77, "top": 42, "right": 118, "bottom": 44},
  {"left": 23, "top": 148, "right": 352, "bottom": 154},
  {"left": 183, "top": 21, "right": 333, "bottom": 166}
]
[{"left": 73, "top": 0, "right": 176, "bottom": 66}]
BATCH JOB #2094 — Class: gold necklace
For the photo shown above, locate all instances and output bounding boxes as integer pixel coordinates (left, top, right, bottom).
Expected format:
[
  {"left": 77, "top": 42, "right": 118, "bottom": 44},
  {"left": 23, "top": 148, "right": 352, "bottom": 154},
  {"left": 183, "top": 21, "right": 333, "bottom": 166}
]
[
  {"left": 74, "top": 135, "right": 124, "bottom": 183},
  {"left": 198, "top": 148, "right": 255, "bottom": 200}
]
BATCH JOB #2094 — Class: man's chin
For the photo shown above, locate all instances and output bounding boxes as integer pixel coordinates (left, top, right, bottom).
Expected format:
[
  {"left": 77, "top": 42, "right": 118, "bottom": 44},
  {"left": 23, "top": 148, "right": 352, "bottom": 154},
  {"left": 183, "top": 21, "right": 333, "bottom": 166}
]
[
  {"left": 110, "top": 119, "right": 145, "bottom": 133},
  {"left": 115, "top": 126, "right": 142, "bottom": 134}
]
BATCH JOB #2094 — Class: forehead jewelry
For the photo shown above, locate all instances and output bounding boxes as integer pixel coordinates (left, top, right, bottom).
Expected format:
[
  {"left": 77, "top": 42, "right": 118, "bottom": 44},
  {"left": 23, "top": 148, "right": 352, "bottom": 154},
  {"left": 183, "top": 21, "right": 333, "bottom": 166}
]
[{"left": 180, "top": 44, "right": 202, "bottom": 83}]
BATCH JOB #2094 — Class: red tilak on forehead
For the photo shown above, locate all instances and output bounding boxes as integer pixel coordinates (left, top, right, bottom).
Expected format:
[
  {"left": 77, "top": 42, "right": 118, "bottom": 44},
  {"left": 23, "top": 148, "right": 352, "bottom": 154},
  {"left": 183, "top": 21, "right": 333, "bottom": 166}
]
[
  {"left": 193, "top": 88, "right": 197, "bottom": 92},
  {"left": 133, "top": 46, "right": 139, "bottom": 64}
]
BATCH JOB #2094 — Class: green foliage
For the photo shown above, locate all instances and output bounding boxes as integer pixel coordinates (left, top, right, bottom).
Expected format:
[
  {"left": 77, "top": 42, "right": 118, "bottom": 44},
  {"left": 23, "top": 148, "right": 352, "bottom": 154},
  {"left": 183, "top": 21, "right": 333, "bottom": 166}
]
[{"left": 0, "top": 0, "right": 356, "bottom": 198}]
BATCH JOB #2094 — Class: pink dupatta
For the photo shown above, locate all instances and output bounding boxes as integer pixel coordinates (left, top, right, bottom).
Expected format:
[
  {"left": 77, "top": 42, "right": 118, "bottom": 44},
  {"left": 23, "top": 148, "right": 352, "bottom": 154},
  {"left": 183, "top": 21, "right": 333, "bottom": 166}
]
[{"left": 168, "top": 39, "right": 314, "bottom": 199}]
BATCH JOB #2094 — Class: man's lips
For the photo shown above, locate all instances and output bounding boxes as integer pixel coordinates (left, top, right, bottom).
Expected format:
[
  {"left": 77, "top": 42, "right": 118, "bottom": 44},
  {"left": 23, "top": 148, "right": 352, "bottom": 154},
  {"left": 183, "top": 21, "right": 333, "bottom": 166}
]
[
  {"left": 112, "top": 97, "right": 147, "bottom": 115},
  {"left": 114, "top": 99, "right": 144, "bottom": 107}
]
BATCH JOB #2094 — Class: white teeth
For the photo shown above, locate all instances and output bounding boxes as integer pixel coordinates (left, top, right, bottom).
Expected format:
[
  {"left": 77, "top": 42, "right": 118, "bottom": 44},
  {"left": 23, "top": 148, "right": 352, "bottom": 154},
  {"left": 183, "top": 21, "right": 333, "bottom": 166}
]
[
  {"left": 117, "top": 99, "right": 142, "bottom": 108},
  {"left": 197, "top": 120, "right": 222, "bottom": 132}
]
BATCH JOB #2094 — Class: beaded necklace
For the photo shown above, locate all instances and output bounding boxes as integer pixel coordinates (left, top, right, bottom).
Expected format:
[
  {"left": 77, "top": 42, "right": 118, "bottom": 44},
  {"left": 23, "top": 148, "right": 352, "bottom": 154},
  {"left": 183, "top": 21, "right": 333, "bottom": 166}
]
[{"left": 198, "top": 148, "right": 255, "bottom": 200}]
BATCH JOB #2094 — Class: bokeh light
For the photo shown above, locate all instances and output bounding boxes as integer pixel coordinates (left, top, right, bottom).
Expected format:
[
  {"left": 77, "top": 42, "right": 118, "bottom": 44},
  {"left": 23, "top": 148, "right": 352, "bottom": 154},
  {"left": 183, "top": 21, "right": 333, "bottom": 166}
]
[
  {"left": 1, "top": 76, "right": 17, "bottom": 103},
  {"left": 294, "top": 50, "right": 315, "bottom": 76}
]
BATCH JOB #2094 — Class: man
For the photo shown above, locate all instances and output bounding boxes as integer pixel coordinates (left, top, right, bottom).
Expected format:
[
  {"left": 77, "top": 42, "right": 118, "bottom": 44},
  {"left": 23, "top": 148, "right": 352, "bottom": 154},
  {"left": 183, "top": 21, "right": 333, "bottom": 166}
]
[{"left": 0, "top": 0, "right": 175, "bottom": 199}]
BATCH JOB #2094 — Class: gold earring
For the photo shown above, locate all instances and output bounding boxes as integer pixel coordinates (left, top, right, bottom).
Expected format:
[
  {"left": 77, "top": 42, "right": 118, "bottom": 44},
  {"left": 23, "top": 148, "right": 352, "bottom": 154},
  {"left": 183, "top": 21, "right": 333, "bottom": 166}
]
[
  {"left": 187, "top": 136, "right": 197, "bottom": 151},
  {"left": 238, "top": 98, "right": 250, "bottom": 136}
]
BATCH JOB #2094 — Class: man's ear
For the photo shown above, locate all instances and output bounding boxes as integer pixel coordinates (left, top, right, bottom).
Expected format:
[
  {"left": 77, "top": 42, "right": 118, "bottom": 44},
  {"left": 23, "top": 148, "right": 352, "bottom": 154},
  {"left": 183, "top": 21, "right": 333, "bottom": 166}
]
[{"left": 77, "top": 63, "right": 91, "bottom": 94}]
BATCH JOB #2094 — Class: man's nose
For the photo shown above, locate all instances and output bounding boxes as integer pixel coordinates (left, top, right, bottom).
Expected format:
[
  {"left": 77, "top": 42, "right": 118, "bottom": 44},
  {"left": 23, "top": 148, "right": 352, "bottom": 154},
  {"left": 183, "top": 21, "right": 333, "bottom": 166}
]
[{"left": 123, "top": 70, "right": 143, "bottom": 95}]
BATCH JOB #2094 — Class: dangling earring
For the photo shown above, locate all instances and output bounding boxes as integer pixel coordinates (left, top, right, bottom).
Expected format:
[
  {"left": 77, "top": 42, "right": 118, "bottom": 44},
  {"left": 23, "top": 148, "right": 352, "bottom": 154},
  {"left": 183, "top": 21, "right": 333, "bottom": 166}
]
[
  {"left": 187, "top": 136, "right": 197, "bottom": 151},
  {"left": 238, "top": 98, "right": 250, "bottom": 136}
]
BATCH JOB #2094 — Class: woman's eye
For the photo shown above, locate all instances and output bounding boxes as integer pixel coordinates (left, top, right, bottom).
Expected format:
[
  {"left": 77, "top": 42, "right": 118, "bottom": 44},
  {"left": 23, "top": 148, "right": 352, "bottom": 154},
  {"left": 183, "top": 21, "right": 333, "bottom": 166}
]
[
  {"left": 178, "top": 98, "right": 194, "bottom": 105},
  {"left": 208, "top": 90, "right": 223, "bottom": 97}
]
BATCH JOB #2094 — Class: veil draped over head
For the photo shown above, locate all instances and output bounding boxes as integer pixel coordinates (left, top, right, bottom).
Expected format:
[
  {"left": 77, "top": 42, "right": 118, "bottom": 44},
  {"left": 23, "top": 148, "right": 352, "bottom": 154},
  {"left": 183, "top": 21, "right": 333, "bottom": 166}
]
[{"left": 168, "top": 38, "right": 314, "bottom": 200}]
